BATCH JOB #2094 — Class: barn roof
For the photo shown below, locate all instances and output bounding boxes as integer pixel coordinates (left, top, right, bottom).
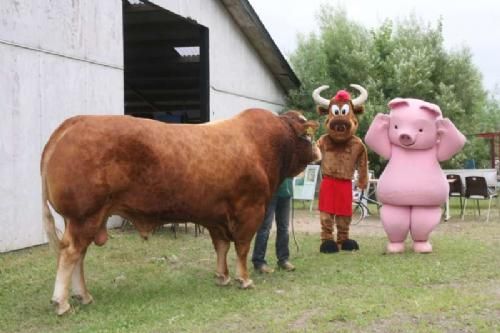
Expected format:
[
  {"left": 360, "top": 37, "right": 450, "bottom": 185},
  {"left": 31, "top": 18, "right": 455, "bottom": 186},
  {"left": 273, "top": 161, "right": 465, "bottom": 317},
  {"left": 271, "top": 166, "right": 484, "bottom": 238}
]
[{"left": 220, "top": 0, "right": 301, "bottom": 92}]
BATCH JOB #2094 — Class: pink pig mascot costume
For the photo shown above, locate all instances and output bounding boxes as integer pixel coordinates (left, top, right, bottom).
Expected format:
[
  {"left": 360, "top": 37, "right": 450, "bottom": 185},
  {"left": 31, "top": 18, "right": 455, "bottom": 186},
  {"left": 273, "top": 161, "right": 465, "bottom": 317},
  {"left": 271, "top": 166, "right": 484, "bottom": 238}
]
[{"left": 365, "top": 98, "right": 466, "bottom": 253}]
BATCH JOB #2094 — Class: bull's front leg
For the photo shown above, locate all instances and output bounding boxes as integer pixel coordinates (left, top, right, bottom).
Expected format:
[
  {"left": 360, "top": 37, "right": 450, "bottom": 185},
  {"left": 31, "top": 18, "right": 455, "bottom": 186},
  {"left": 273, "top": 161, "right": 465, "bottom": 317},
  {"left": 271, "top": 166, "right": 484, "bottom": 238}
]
[{"left": 232, "top": 205, "right": 265, "bottom": 289}]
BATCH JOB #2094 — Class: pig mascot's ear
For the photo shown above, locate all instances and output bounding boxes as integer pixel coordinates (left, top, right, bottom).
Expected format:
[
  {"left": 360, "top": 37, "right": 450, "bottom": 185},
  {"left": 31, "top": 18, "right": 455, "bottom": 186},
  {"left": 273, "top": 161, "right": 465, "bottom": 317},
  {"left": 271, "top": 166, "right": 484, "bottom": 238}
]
[
  {"left": 388, "top": 98, "right": 409, "bottom": 110},
  {"left": 420, "top": 102, "right": 443, "bottom": 118}
]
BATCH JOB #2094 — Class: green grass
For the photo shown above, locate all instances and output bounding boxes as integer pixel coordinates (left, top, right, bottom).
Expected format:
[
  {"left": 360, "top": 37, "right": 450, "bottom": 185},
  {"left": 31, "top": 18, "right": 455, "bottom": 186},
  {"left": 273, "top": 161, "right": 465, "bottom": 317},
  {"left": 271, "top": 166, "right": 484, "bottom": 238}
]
[{"left": 0, "top": 217, "right": 499, "bottom": 333}]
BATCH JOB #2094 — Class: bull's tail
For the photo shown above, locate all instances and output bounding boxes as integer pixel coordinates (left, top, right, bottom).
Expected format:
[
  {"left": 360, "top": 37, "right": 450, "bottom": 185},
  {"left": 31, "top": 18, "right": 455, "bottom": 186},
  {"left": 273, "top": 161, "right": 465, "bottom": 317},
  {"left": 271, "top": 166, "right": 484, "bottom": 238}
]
[
  {"left": 40, "top": 117, "right": 83, "bottom": 254},
  {"left": 42, "top": 175, "right": 61, "bottom": 254}
]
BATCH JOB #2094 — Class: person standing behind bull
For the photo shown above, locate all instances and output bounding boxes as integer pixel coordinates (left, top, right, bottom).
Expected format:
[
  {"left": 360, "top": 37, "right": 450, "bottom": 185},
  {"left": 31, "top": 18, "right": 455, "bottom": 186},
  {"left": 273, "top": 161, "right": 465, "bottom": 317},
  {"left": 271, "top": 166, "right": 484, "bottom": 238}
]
[
  {"left": 252, "top": 178, "right": 296, "bottom": 273},
  {"left": 312, "top": 84, "right": 369, "bottom": 253}
]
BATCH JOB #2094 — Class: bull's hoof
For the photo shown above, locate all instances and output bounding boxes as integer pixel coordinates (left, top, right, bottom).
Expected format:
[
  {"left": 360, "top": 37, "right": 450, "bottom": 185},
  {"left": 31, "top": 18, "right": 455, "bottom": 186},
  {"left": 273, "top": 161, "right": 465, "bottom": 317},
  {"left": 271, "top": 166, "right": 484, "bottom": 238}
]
[
  {"left": 236, "top": 278, "right": 254, "bottom": 289},
  {"left": 51, "top": 299, "right": 71, "bottom": 316},
  {"left": 215, "top": 273, "right": 231, "bottom": 286},
  {"left": 341, "top": 239, "right": 359, "bottom": 251},
  {"left": 320, "top": 240, "right": 339, "bottom": 253},
  {"left": 413, "top": 241, "right": 432, "bottom": 253},
  {"left": 72, "top": 293, "right": 94, "bottom": 305},
  {"left": 386, "top": 242, "right": 405, "bottom": 254}
]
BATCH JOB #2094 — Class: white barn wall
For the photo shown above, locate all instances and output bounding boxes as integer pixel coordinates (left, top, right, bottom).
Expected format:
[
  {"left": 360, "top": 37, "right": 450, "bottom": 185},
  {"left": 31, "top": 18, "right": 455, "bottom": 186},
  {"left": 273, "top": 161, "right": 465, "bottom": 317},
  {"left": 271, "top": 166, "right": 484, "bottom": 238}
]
[
  {"left": 0, "top": 0, "right": 124, "bottom": 252},
  {"left": 0, "top": 0, "right": 292, "bottom": 252},
  {"left": 150, "top": 0, "right": 288, "bottom": 119}
]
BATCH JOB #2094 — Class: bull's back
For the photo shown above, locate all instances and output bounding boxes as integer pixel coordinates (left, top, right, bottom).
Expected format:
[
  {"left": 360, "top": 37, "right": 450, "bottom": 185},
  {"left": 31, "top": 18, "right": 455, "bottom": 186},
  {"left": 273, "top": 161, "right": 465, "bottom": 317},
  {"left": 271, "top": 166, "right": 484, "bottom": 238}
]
[{"left": 43, "top": 115, "right": 266, "bottom": 222}]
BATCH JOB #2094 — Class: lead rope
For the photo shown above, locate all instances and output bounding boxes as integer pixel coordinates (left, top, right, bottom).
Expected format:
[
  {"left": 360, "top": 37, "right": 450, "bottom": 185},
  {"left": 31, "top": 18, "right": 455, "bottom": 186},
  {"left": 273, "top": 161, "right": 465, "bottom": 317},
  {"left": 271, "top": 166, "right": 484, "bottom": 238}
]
[{"left": 291, "top": 182, "right": 300, "bottom": 253}]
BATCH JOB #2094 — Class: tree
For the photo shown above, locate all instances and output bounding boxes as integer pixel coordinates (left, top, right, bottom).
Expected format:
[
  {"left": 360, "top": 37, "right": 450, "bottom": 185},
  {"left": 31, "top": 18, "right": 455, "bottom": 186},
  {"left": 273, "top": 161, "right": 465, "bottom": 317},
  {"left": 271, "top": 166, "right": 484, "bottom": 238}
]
[{"left": 288, "top": 6, "right": 495, "bottom": 174}]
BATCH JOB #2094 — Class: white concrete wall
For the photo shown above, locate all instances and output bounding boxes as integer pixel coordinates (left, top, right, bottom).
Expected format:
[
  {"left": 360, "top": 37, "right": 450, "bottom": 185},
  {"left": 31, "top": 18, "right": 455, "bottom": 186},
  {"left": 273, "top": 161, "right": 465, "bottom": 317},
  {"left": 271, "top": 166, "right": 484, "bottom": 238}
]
[
  {"left": 149, "top": 0, "right": 288, "bottom": 120},
  {"left": 0, "top": 0, "right": 124, "bottom": 252}
]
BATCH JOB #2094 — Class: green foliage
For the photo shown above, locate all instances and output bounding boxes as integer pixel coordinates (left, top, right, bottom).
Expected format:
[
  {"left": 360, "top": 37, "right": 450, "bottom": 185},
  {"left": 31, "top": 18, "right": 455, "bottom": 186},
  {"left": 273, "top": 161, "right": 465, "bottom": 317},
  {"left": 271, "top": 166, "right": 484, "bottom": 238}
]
[{"left": 288, "top": 6, "right": 500, "bottom": 174}]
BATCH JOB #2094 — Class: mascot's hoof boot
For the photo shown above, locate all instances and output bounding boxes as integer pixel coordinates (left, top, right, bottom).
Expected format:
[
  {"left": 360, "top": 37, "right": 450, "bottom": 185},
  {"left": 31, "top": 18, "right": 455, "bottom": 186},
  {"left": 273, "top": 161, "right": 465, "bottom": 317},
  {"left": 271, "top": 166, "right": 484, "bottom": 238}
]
[
  {"left": 341, "top": 239, "right": 359, "bottom": 251},
  {"left": 386, "top": 242, "right": 405, "bottom": 253},
  {"left": 320, "top": 240, "right": 339, "bottom": 253},
  {"left": 413, "top": 241, "right": 432, "bottom": 253}
]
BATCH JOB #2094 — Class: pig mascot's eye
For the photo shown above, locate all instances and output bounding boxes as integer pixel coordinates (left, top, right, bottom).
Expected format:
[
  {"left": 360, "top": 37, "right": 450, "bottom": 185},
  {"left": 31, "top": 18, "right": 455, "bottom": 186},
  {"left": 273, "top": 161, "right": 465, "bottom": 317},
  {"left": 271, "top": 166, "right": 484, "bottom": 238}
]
[
  {"left": 341, "top": 104, "right": 350, "bottom": 115},
  {"left": 331, "top": 105, "right": 340, "bottom": 116},
  {"left": 394, "top": 125, "right": 398, "bottom": 129}
]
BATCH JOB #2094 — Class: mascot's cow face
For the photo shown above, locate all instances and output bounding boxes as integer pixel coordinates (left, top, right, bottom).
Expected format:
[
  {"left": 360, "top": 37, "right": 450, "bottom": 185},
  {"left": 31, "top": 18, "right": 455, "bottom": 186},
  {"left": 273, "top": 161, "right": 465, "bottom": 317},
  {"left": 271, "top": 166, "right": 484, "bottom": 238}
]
[{"left": 313, "top": 84, "right": 368, "bottom": 143}]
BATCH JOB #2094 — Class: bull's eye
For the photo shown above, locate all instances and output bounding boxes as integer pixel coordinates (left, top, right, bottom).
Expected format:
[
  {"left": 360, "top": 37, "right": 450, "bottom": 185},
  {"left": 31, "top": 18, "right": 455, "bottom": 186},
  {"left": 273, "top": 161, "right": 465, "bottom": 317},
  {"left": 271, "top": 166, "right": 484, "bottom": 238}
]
[
  {"left": 419, "top": 129, "right": 423, "bottom": 132},
  {"left": 331, "top": 105, "right": 340, "bottom": 116},
  {"left": 341, "top": 104, "right": 350, "bottom": 115}
]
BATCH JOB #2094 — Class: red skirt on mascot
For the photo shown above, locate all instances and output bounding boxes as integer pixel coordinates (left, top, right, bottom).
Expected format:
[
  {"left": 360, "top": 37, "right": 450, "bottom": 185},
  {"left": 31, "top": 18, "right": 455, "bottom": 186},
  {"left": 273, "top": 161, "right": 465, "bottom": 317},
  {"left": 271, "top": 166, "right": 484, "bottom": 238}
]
[{"left": 318, "top": 176, "right": 352, "bottom": 216}]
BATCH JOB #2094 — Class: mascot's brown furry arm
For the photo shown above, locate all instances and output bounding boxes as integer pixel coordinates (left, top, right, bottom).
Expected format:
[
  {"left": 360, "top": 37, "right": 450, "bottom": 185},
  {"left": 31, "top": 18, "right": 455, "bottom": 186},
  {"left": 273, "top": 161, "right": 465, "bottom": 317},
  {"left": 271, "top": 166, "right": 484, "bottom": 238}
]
[{"left": 312, "top": 84, "right": 369, "bottom": 253}]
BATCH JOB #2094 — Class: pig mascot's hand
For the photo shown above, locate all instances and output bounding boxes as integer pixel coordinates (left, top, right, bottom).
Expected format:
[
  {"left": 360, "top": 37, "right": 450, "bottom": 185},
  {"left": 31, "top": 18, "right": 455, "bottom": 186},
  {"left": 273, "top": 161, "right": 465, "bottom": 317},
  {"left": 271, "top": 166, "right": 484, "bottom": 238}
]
[
  {"left": 364, "top": 113, "right": 391, "bottom": 160},
  {"left": 436, "top": 118, "right": 466, "bottom": 161}
]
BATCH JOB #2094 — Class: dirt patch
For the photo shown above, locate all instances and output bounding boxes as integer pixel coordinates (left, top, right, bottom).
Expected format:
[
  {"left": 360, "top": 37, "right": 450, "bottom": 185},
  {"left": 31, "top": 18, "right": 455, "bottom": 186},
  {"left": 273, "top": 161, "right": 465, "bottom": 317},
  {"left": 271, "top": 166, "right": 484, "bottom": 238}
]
[
  {"left": 289, "top": 308, "right": 321, "bottom": 331},
  {"left": 290, "top": 209, "right": 385, "bottom": 236}
]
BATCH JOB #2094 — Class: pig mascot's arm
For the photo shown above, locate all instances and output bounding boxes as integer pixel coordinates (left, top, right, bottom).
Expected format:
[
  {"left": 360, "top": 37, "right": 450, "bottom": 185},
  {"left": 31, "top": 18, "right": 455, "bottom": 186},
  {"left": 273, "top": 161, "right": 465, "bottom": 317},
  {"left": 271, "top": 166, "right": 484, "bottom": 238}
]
[
  {"left": 436, "top": 118, "right": 466, "bottom": 161},
  {"left": 357, "top": 144, "right": 369, "bottom": 190},
  {"left": 365, "top": 114, "right": 392, "bottom": 160}
]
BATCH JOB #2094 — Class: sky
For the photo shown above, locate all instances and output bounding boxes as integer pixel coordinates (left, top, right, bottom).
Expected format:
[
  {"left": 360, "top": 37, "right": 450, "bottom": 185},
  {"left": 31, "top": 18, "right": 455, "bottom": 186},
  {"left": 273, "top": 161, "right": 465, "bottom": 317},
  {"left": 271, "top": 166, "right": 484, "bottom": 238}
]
[{"left": 249, "top": 0, "right": 500, "bottom": 95}]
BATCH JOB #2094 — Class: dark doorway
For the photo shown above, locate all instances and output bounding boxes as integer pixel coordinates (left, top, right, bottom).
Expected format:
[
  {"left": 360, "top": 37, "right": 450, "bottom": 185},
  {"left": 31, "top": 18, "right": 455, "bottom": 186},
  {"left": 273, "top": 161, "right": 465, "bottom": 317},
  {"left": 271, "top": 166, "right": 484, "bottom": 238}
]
[{"left": 122, "top": 0, "right": 209, "bottom": 123}]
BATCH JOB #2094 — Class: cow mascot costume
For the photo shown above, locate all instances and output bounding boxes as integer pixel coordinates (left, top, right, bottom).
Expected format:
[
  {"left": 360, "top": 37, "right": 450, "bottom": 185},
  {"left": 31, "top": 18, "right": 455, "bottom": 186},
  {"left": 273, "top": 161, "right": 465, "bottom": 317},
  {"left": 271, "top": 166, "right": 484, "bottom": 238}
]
[
  {"left": 365, "top": 98, "right": 465, "bottom": 253},
  {"left": 312, "top": 84, "right": 369, "bottom": 253}
]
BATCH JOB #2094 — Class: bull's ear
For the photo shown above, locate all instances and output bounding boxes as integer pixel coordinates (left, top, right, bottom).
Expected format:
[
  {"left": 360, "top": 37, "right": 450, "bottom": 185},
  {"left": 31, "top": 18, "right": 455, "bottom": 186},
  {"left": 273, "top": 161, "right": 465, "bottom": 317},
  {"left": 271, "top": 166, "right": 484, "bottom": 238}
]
[
  {"left": 302, "top": 120, "right": 320, "bottom": 136},
  {"left": 317, "top": 106, "right": 329, "bottom": 116},
  {"left": 353, "top": 105, "right": 365, "bottom": 115}
]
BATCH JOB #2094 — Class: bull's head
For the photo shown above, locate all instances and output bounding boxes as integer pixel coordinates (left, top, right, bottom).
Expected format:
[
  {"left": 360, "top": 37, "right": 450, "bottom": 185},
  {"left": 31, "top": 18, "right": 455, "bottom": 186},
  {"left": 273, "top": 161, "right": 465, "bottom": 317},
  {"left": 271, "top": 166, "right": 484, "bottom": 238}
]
[
  {"left": 280, "top": 110, "right": 322, "bottom": 175},
  {"left": 312, "top": 84, "right": 368, "bottom": 143}
]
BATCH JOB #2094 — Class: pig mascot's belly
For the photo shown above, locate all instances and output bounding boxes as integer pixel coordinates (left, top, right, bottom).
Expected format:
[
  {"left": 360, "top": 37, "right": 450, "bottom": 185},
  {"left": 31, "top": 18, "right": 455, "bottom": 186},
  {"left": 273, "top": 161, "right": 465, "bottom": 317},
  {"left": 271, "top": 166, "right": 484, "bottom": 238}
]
[{"left": 376, "top": 150, "right": 449, "bottom": 206}]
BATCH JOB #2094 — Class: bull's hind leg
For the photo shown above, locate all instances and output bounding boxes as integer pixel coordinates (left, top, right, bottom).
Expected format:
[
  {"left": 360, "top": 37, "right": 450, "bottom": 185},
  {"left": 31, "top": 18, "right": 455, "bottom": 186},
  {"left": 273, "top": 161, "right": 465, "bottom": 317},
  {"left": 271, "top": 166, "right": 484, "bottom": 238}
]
[
  {"left": 51, "top": 222, "right": 92, "bottom": 315},
  {"left": 71, "top": 249, "right": 93, "bottom": 304},
  {"left": 207, "top": 227, "right": 231, "bottom": 286}
]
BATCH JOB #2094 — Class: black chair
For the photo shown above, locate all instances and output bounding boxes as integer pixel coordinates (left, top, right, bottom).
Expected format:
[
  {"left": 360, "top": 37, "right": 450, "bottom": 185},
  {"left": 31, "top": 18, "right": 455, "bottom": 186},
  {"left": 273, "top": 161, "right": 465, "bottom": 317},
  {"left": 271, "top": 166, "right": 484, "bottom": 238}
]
[
  {"left": 446, "top": 174, "right": 464, "bottom": 215},
  {"left": 462, "top": 176, "right": 498, "bottom": 222}
]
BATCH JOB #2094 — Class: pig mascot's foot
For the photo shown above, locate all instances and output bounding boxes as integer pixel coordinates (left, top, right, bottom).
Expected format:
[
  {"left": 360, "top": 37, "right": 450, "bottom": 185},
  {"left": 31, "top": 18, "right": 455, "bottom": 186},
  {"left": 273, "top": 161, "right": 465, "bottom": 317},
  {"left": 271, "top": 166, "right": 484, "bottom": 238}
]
[
  {"left": 386, "top": 242, "right": 405, "bottom": 254},
  {"left": 320, "top": 240, "right": 339, "bottom": 253},
  {"left": 413, "top": 241, "right": 432, "bottom": 253},
  {"left": 340, "top": 239, "right": 359, "bottom": 251}
]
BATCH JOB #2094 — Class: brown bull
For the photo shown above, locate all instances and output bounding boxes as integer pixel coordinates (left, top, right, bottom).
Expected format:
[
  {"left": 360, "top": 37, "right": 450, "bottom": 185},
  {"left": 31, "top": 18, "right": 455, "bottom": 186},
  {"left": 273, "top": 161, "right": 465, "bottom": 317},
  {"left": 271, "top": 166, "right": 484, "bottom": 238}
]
[{"left": 41, "top": 109, "right": 320, "bottom": 315}]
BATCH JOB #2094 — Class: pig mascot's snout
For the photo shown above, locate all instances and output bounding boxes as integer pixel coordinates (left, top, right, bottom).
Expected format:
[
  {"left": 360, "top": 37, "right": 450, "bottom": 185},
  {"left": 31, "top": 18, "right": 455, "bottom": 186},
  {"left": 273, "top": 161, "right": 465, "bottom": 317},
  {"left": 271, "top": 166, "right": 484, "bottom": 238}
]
[{"left": 399, "top": 133, "right": 414, "bottom": 146}]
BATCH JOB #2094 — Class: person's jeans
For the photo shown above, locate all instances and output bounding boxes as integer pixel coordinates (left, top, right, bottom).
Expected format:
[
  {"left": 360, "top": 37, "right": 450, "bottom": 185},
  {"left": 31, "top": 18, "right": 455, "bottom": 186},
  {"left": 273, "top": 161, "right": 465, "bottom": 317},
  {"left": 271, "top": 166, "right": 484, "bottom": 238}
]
[{"left": 252, "top": 195, "right": 291, "bottom": 268}]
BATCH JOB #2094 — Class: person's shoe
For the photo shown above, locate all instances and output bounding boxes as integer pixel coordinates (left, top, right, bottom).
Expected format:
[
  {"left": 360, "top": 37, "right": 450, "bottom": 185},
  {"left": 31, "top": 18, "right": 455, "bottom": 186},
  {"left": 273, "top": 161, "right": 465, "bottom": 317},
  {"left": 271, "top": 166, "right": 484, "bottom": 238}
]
[
  {"left": 278, "top": 261, "right": 295, "bottom": 272},
  {"left": 255, "top": 264, "right": 274, "bottom": 274}
]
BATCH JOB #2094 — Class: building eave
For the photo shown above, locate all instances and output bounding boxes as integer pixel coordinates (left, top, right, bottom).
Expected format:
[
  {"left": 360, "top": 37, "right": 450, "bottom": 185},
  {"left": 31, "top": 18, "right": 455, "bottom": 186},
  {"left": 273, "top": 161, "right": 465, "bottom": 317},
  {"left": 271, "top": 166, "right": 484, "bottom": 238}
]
[{"left": 220, "top": 0, "right": 301, "bottom": 93}]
